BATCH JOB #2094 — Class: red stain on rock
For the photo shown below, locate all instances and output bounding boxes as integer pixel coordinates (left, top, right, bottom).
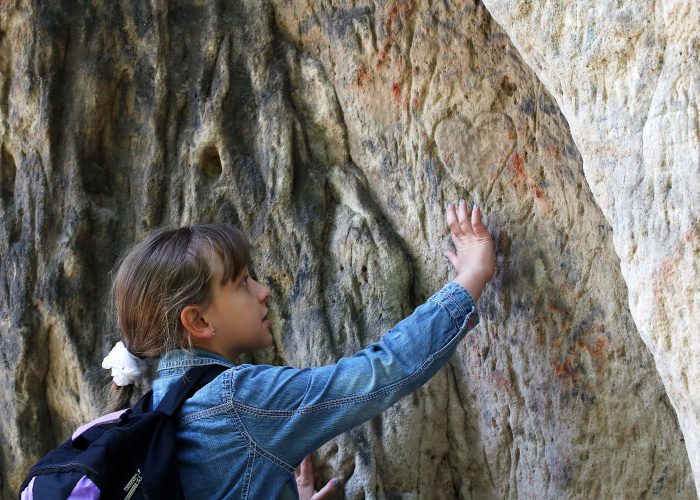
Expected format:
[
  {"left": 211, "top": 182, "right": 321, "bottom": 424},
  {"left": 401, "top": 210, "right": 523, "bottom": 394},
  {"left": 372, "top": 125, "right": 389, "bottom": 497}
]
[
  {"left": 493, "top": 373, "right": 511, "bottom": 395},
  {"left": 391, "top": 82, "right": 401, "bottom": 101},
  {"left": 658, "top": 259, "right": 676, "bottom": 282},
  {"left": 591, "top": 338, "right": 606, "bottom": 363},
  {"left": 512, "top": 152, "right": 525, "bottom": 176},
  {"left": 554, "top": 356, "right": 576, "bottom": 381},
  {"left": 547, "top": 146, "right": 560, "bottom": 158},
  {"left": 355, "top": 65, "right": 369, "bottom": 86},
  {"left": 386, "top": 1, "right": 415, "bottom": 34},
  {"left": 413, "top": 97, "right": 419, "bottom": 106}
]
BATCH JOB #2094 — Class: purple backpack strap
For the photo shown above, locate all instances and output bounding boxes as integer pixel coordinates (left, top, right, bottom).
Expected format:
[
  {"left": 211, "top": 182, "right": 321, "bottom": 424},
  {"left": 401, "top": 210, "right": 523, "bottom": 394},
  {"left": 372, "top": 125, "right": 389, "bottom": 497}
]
[
  {"left": 72, "top": 410, "right": 128, "bottom": 441},
  {"left": 67, "top": 476, "right": 101, "bottom": 499},
  {"left": 20, "top": 473, "right": 100, "bottom": 499}
]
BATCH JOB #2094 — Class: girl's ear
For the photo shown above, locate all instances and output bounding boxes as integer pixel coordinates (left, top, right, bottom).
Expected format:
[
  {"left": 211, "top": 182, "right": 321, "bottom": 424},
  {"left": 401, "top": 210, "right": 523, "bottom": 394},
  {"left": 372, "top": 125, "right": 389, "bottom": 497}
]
[{"left": 180, "top": 306, "right": 212, "bottom": 339}]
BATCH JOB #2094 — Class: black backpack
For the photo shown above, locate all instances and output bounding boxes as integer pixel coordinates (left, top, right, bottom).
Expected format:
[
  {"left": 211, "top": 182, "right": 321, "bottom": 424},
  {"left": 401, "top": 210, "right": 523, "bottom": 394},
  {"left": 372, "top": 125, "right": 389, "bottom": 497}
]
[{"left": 19, "top": 364, "right": 228, "bottom": 500}]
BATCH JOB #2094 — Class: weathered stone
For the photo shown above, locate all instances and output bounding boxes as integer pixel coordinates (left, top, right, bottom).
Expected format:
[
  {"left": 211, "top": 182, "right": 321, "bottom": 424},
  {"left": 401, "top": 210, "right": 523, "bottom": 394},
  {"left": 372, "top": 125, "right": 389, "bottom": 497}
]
[
  {"left": 0, "top": 0, "right": 694, "bottom": 499},
  {"left": 477, "top": 0, "right": 700, "bottom": 494}
]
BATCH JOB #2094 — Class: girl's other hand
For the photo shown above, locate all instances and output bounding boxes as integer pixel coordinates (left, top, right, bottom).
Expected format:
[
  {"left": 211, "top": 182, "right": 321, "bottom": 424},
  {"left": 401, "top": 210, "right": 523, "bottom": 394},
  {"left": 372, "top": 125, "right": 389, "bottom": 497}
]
[
  {"left": 444, "top": 202, "right": 495, "bottom": 303},
  {"left": 296, "top": 455, "right": 340, "bottom": 499}
]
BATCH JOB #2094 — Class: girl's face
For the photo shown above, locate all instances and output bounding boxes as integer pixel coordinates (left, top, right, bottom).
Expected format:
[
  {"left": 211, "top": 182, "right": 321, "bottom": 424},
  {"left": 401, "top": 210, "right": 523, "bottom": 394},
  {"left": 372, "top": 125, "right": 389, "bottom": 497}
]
[{"left": 197, "top": 256, "right": 273, "bottom": 362}]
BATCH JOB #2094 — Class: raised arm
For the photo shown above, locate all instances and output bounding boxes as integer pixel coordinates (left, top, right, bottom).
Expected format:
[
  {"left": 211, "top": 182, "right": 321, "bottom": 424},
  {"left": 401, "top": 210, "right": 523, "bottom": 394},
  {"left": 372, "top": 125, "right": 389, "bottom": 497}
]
[{"left": 229, "top": 202, "right": 495, "bottom": 467}]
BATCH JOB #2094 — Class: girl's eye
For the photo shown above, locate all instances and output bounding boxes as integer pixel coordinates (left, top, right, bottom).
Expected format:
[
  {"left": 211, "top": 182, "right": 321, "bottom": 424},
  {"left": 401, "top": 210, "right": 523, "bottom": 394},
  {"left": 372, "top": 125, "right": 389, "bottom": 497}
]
[{"left": 242, "top": 275, "right": 249, "bottom": 285}]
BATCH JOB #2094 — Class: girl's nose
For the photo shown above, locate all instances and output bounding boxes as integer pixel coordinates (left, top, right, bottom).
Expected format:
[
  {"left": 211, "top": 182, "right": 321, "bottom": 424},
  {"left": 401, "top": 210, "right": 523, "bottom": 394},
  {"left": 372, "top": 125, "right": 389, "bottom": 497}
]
[{"left": 259, "top": 282, "right": 271, "bottom": 303}]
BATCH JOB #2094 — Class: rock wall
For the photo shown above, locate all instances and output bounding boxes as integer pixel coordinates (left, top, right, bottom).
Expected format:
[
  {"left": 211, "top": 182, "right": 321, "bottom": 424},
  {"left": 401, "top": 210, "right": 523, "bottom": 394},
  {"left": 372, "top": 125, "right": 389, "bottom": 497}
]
[
  {"left": 477, "top": 0, "right": 700, "bottom": 494},
  {"left": 0, "top": 0, "right": 695, "bottom": 498}
]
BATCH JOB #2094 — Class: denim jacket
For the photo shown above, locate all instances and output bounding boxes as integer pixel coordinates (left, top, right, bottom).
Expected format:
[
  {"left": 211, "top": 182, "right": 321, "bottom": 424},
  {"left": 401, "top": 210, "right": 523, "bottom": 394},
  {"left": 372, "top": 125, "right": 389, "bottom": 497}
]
[{"left": 147, "top": 281, "right": 479, "bottom": 499}]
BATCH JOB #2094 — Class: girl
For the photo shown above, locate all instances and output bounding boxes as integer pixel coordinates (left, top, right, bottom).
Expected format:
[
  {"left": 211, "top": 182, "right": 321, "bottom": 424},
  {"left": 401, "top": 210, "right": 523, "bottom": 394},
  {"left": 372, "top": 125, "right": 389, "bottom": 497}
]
[{"left": 102, "top": 201, "right": 495, "bottom": 499}]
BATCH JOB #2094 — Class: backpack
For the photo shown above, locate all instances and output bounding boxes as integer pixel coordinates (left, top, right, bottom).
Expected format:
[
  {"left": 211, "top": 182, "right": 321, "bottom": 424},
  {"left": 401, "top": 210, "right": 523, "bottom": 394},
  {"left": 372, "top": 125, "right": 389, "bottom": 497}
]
[{"left": 19, "top": 364, "right": 228, "bottom": 500}]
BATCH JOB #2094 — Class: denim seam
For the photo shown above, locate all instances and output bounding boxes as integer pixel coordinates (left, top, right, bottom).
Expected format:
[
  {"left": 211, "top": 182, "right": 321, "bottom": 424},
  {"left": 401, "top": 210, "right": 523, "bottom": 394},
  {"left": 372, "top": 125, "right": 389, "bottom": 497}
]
[
  {"left": 179, "top": 402, "right": 231, "bottom": 425},
  {"left": 428, "top": 297, "right": 462, "bottom": 331},
  {"left": 242, "top": 448, "right": 255, "bottom": 500},
  {"left": 231, "top": 322, "right": 467, "bottom": 418},
  {"left": 445, "top": 290, "right": 468, "bottom": 318},
  {"left": 251, "top": 442, "right": 296, "bottom": 474},
  {"left": 158, "top": 358, "right": 233, "bottom": 372},
  {"left": 225, "top": 372, "right": 296, "bottom": 474}
]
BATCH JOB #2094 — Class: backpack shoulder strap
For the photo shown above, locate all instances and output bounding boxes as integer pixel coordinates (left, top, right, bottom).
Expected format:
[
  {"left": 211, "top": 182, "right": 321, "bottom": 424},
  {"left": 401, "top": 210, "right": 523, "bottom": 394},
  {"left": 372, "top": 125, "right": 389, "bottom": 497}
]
[{"left": 155, "top": 364, "right": 229, "bottom": 416}]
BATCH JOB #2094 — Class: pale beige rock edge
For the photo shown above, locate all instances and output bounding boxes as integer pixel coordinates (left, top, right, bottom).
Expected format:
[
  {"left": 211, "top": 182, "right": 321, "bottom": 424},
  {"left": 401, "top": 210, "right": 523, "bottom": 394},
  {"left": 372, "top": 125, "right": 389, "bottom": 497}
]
[{"left": 479, "top": 0, "right": 700, "bottom": 495}]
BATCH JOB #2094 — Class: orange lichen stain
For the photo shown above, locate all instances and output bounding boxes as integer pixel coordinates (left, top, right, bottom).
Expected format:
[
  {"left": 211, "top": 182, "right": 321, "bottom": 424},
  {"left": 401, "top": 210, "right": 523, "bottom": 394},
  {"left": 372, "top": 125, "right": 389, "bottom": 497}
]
[
  {"left": 402, "top": 98, "right": 409, "bottom": 111},
  {"left": 413, "top": 97, "right": 419, "bottom": 106},
  {"left": 511, "top": 152, "right": 525, "bottom": 176},
  {"left": 658, "top": 259, "right": 676, "bottom": 282},
  {"left": 546, "top": 300, "right": 569, "bottom": 316},
  {"left": 591, "top": 337, "right": 606, "bottom": 360},
  {"left": 421, "top": 131, "right": 426, "bottom": 138},
  {"left": 355, "top": 65, "right": 369, "bottom": 87},
  {"left": 391, "top": 82, "right": 401, "bottom": 102},
  {"left": 685, "top": 228, "right": 697, "bottom": 243},
  {"left": 553, "top": 356, "right": 576, "bottom": 381},
  {"left": 547, "top": 146, "right": 561, "bottom": 158},
  {"left": 534, "top": 185, "right": 544, "bottom": 199},
  {"left": 425, "top": 27, "right": 430, "bottom": 34},
  {"left": 444, "top": 152, "right": 452, "bottom": 165},
  {"left": 376, "top": 49, "right": 387, "bottom": 70},
  {"left": 577, "top": 336, "right": 608, "bottom": 375},
  {"left": 493, "top": 373, "right": 511, "bottom": 395},
  {"left": 386, "top": 1, "right": 415, "bottom": 34}
]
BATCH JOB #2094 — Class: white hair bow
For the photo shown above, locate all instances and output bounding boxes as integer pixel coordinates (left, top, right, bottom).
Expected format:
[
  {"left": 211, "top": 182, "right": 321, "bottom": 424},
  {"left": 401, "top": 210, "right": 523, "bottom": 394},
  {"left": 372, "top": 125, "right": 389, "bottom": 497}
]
[{"left": 102, "top": 341, "right": 147, "bottom": 386}]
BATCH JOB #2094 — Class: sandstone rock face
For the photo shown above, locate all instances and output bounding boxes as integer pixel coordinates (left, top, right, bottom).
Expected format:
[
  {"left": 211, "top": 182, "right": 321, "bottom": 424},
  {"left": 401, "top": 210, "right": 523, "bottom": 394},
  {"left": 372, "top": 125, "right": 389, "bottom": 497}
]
[
  {"left": 0, "top": 0, "right": 695, "bottom": 499},
  {"left": 477, "top": 0, "right": 700, "bottom": 494}
]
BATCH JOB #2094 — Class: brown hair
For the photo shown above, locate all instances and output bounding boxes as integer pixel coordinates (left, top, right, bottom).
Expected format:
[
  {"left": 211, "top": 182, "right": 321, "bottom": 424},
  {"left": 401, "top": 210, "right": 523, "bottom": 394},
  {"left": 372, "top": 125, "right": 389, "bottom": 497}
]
[{"left": 105, "top": 223, "right": 250, "bottom": 411}]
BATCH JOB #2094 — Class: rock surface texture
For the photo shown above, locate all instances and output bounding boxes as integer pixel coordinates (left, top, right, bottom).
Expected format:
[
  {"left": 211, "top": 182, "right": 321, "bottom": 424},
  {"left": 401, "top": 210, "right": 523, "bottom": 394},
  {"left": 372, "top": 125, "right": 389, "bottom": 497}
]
[
  {"left": 0, "top": 0, "right": 696, "bottom": 499},
  {"left": 477, "top": 0, "right": 700, "bottom": 495}
]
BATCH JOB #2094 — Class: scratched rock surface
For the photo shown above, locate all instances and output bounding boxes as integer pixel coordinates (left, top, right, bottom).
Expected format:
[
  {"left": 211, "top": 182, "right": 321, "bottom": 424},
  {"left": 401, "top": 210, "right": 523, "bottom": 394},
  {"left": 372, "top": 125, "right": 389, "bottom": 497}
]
[
  {"left": 0, "top": 0, "right": 694, "bottom": 499},
  {"left": 475, "top": 0, "right": 700, "bottom": 495}
]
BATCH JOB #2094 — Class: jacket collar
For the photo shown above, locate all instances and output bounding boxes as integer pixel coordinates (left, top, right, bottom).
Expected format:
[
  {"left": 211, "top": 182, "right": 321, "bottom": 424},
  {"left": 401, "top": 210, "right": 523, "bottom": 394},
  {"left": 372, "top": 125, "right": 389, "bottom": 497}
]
[{"left": 157, "top": 347, "right": 235, "bottom": 375}]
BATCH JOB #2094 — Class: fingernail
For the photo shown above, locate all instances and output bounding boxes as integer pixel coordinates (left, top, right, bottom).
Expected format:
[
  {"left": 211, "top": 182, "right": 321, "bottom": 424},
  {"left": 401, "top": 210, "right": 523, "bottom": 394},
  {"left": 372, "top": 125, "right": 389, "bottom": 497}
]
[
  {"left": 447, "top": 202, "right": 453, "bottom": 207},
  {"left": 474, "top": 203, "right": 478, "bottom": 209},
  {"left": 332, "top": 478, "right": 340, "bottom": 486},
  {"left": 460, "top": 199, "right": 464, "bottom": 205},
  {"left": 443, "top": 254, "right": 448, "bottom": 260}
]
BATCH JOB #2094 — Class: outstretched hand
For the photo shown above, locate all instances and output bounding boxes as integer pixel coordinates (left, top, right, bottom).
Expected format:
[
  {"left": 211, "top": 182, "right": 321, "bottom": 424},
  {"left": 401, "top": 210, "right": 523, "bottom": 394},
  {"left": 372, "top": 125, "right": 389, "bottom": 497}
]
[
  {"left": 444, "top": 202, "right": 495, "bottom": 303},
  {"left": 296, "top": 455, "right": 340, "bottom": 500}
]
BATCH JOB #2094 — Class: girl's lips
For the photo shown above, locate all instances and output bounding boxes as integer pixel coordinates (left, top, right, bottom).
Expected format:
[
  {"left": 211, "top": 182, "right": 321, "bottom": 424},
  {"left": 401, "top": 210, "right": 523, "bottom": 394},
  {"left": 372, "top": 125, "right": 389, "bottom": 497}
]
[{"left": 263, "top": 319, "right": 272, "bottom": 325}]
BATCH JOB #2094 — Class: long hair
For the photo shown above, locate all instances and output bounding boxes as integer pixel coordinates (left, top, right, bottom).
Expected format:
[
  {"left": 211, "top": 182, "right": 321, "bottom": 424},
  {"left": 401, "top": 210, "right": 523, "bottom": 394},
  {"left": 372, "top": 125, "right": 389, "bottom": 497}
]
[{"left": 105, "top": 223, "right": 250, "bottom": 411}]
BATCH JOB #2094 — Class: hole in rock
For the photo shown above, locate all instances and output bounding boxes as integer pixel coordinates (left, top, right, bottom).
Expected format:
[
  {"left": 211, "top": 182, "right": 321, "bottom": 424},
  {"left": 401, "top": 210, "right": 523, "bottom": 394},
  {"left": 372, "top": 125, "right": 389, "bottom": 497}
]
[
  {"left": 1, "top": 146, "right": 17, "bottom": 203},
  {"left": 201, "top": 147, "right": 223, "bottom": 179}
]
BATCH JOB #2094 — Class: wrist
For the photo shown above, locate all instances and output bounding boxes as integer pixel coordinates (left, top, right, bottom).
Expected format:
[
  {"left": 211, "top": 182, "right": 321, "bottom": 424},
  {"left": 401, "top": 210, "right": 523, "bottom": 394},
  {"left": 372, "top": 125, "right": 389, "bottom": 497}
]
[{"left": 452, "top": 274, "right": 487, "bottom": 304}]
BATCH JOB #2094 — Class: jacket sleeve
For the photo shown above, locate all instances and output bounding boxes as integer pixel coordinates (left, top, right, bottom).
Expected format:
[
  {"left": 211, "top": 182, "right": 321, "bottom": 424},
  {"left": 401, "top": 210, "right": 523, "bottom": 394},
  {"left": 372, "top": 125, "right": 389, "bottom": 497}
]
[{"left": 226, "top": 281, "right": 479, "bottom": 468}]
